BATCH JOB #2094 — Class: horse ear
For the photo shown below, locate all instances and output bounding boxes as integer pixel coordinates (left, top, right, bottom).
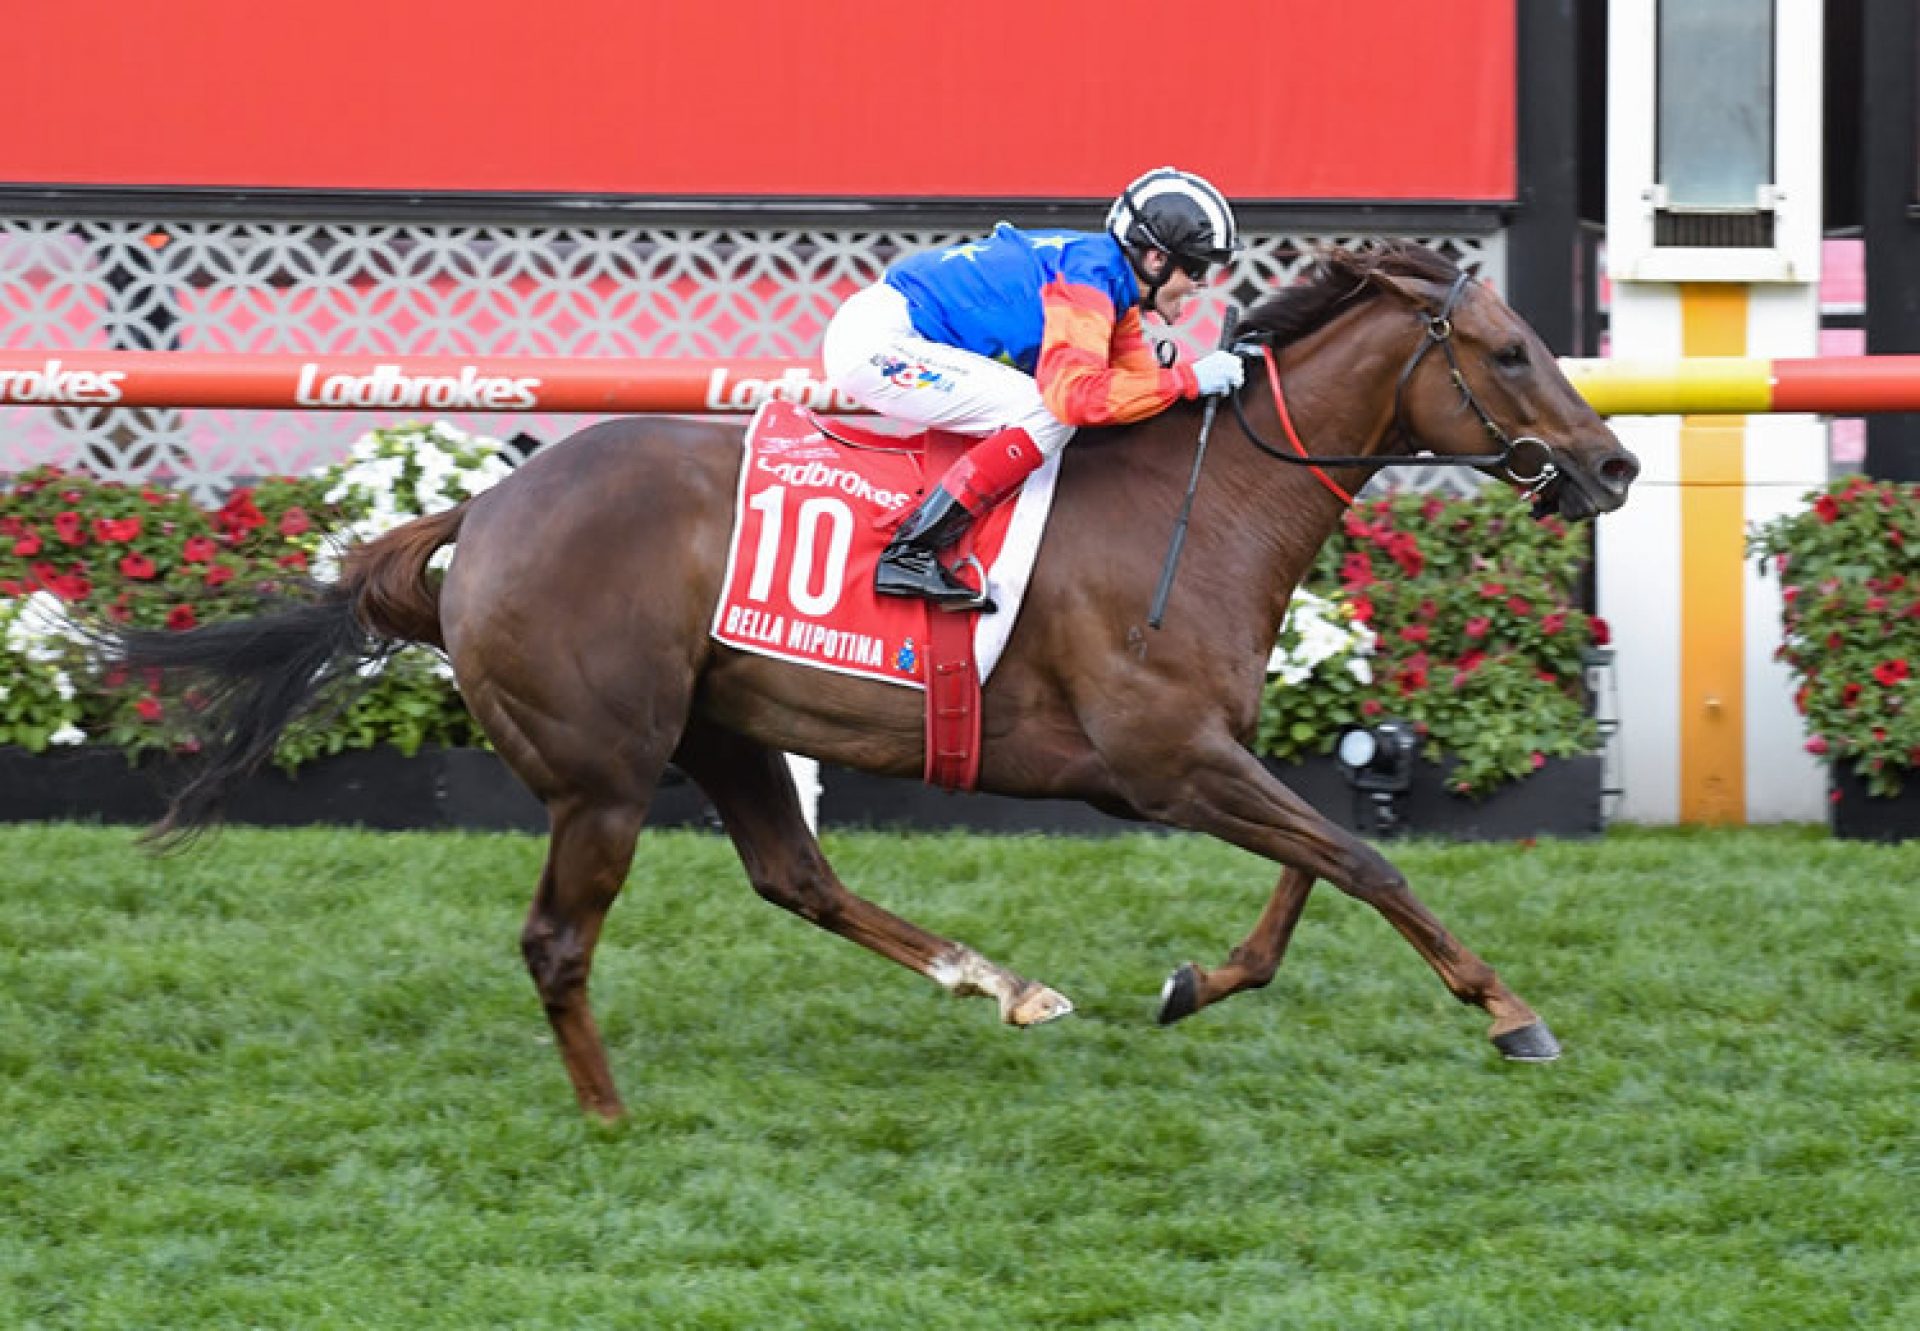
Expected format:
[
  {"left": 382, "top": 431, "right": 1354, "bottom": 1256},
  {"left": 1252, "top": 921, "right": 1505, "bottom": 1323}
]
[{"left": 1368, "top": 268, "right": 1450, "bottom": 312}]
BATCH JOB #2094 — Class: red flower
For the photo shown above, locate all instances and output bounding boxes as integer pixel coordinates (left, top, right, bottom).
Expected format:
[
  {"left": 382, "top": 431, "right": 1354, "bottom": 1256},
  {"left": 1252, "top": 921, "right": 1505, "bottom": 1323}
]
[
  {"left": 1340, "top": 552, "right": 1377, "bottom": 590},
  {"left": 181, "top": 535, "right": 219, "bottom": 563},
  {"left": 1805, "top": 735, "right": 1829, "bottom": 756},
  {"left": 12, "top": 531, "right": 41, "bottom": 556},
  {"left": 53, "top": 511, "right": 86, "bottom": 545},
  {"left": 1873, "top": 658, "right": 1911, "bottom": 687},
  {"left": 31, "top": 562, "right": 91, "bottom": 601},
  {"left": 1465, "top": 616, "right": 1491, "bottom": 640},
  {"left": 1384, "top": 532, "right": 1424, "bottom": 576},
  {"left": 1360, "top": 698, "right": 1385, "bottom": 718},
  {"left": 1348, "top": 596, "right": 1374, "bottom": 624},
  {"left": 278, "top": 506, "right": 312, "bottom": 537},
  {"left": 1842, "top": 682, "right": 1863, "bottom": 707},
  {"left": 1531, "top": 752, "right": 1546, "bottom": 770},
  {"left": 165, "top": 605, "right": 197, "bottom": 631},
  {"left": 1395, "top": 651, "right": 1431, "bottom": 695},
  {"left": 1399, "top": 625, "right": 1430, "bottom": 644},
  {"left": 1814, "top": 494, "right": 1840, "bottom": 523},
  {"left": 1506, "top": 596, "right": 1532, "bottom": 617},
  {"left": 134, "top": 696, "right": 165, "bottom": 723},
  {"left": 1540, "top": 611, "right": 1566, "bottom": 637},
  {"left": 277, "top": 550, "right": 309, "bottom": 571},
  {"left": 1479, "top": 581, "right": 1506, "bottom": 598},
  {"left": 218, "top": 488, "right": 267, "bottom": 536},
  {"left": 1457, "top": 650, "right": 1489, "bottom": 674},
  {"left": 118, "top": 553, "right": 157, "bottom": 580},
  {"left": 203, "top": 564, "right": 235, "bottom": 588},
  {"left": 93, "top": 516, "right": 142, "bottom": 543}
]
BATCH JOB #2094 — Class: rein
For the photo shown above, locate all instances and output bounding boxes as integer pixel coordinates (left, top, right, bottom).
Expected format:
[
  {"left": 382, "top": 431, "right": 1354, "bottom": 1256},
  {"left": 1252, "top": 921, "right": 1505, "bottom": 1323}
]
[{"left": 1226, "top": 271, "right": 1560, "bottom": 506}]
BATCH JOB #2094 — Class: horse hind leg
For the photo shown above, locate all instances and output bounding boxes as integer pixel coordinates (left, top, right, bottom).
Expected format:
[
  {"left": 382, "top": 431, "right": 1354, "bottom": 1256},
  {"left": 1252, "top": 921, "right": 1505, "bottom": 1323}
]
[
  {"left": 672, "top": 722, "right": 1072, "bottom": 1027},
  {"left": 521, "top": 796, "right": 650, "bottom": 1119}
]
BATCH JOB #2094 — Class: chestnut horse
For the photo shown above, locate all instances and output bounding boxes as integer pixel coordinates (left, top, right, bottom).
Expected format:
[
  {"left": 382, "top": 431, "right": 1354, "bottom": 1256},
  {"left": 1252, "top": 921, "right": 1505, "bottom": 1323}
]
[{"left": 116, "top": 244, "right": 1638, "bottom": 1118}]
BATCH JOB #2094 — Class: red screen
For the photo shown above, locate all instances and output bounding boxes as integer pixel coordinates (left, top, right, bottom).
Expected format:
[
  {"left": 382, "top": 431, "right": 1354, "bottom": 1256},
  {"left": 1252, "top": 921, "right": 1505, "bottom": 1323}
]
[{"left": 1, "top": 0, "right": 1514, "bottom": 201}]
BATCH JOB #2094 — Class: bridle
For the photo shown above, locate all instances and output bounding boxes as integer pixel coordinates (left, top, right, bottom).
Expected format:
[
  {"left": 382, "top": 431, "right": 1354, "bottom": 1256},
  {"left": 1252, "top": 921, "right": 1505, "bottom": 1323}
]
[{"left": 1227, "top": 270, "right": 1561, "bottom": 507}]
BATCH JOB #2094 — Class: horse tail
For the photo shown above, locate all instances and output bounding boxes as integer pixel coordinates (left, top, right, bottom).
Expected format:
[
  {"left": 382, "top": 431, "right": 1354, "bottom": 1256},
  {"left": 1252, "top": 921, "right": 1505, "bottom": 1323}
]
[
  {"left": 340, "top": 501, "right": 466, "bottom": 649},
  {"left": 115, "top": 502, "right": 471, "bottom": 845}
]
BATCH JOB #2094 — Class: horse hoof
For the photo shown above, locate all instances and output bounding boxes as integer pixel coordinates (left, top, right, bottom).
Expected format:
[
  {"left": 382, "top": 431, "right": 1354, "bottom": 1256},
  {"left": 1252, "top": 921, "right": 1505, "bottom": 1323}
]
[
  {"left": 1157, "top": 964, "right": 1203, "bottom": 1026},
  {"left": 1008, "top": 984, "right": 1074, "bottom": 1027},
  {"left": 1493, "top": 1021, "right": 1562, "bottom": 1062}
]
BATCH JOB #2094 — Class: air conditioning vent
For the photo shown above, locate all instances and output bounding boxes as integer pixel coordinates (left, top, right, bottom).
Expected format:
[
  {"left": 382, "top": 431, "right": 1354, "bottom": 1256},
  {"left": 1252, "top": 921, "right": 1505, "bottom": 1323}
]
[{"left": 1654, "top": 209, "right": 1775, "bottom": 248}]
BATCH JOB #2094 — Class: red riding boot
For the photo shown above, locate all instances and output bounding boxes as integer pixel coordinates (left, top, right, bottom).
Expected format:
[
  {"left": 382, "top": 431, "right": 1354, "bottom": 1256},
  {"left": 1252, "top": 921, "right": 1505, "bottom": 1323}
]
[{"left": 874, "top": 427, "right": 1045, "bottom": 611}]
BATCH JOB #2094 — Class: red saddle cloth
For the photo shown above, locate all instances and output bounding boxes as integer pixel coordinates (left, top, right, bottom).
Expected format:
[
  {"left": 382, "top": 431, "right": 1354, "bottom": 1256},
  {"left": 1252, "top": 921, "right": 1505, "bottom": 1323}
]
[{"left": 712, "top": 402, "right": 1010, "bottom": 789}]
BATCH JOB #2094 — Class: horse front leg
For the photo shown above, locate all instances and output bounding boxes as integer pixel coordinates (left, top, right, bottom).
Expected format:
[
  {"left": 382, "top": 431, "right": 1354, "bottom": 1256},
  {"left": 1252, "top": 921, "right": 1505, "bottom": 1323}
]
[
  {"left": 1157, "top": 866, "right": 1315, "bottom": 1025},
  {"left": 1129, "top": 736, "right": 1560, "bottom": 1061}
]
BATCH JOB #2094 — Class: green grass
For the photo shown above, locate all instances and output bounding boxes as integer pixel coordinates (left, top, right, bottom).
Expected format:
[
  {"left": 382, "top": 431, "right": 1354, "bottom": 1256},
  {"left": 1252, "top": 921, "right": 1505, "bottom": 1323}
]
[{"left": 0, "top": 824, "right": 1913, "bottom": 1329}]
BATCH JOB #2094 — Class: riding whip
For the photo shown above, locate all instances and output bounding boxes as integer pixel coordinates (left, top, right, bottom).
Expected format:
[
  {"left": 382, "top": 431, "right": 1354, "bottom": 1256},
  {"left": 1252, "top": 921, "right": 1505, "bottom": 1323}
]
[{"left": 1148, "top": 306, "right": 1239, "bottom": 630}]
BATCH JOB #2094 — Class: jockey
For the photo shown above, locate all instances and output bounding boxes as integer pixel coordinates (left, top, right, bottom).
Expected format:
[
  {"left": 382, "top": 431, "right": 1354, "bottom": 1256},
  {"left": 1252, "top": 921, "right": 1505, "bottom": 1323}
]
[{"left": 821, "top": 166, "right": 1246, "bottom": 611}]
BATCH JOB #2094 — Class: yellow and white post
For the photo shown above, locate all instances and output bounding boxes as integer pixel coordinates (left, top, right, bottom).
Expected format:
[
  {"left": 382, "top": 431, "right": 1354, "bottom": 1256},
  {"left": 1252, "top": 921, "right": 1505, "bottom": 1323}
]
[{"left": 1601, "top": 0, "right": 1828, "bottom": 823}]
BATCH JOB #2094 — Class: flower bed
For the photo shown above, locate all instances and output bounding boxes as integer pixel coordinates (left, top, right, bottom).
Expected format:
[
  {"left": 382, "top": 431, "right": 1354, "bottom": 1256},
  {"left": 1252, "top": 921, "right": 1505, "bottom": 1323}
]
[
  {"left": 0, "top": 423, "right": 507, "bottom": 764},
  {"left": 1, "top": 437, "right": 1606, "bottom": 831},
  {"left": 1749, "top": 475, "right": 1920, "bottom": 802},
  {"left": 1256, "top": 488, "right": 1607, "bottom": 796}
]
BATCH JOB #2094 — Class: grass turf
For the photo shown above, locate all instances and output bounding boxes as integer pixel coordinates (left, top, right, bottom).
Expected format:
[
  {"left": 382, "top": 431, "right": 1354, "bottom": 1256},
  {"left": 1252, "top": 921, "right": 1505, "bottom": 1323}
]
[{"left": 0, "top": 823, "right": 1913, "bottom": 1329}]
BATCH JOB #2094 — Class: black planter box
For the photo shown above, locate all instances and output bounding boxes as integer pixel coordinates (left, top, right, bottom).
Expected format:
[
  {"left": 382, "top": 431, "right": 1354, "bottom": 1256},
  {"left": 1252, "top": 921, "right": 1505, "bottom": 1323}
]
[
  {"left": 0, "top": 745, "right": 716, "bottom": 833},
  {"left": 0, "top": 745, "right": 1599, "bottom": 842},
  {"left": 1829, "top": 764, "right": 1920, "bottom": 843},
  {"left": 818, "top": 753, "right": 1604, "bottom": 842}
]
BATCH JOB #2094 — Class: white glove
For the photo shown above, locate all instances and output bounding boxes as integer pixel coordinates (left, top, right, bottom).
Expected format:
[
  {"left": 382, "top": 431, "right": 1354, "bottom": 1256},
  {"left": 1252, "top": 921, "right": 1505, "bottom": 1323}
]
[{"left": 1192, "top": 350, "right": 1245, "bottom": 397}]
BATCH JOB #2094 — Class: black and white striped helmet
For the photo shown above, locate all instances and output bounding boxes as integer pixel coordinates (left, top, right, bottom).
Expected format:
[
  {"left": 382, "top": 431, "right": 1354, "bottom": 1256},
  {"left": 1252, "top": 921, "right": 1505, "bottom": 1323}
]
[{"left": 1105, "top": 167, "right": 1242, "bottom": 269}]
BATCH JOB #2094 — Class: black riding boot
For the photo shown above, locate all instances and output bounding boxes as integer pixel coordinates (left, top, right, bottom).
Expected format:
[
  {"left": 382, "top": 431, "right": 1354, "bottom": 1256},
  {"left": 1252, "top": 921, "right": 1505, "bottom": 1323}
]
[{"left": 874, "top": 486, "right": 995, "bottom": 611}]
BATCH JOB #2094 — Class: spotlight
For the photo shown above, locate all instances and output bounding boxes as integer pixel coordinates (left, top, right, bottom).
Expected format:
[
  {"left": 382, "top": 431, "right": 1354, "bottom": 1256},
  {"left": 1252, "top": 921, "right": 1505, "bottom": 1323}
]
[{"left": 1335, "top": 718, "right": 1417, "bottom": 835}]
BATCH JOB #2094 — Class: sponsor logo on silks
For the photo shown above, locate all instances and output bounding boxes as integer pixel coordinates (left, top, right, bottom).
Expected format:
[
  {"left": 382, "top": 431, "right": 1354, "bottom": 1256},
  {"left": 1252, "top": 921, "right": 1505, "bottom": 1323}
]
[
  {"left": 295, "top": 363, "right": 539, "bottom": 410},
  {"left": 705, "top": 367, "right": 861, "bottom": 412},
  {"left": 895, "top": 638, "right": 918, "bottom": 675},
  {"left": 0, "top": 360, "right": 127, "bottom": 405},
  {"left": 874, "top": 355, "right": 953, "bottom": 393},
  {"left": 753, "top": 456, "right": 910, "bottom": 510}
]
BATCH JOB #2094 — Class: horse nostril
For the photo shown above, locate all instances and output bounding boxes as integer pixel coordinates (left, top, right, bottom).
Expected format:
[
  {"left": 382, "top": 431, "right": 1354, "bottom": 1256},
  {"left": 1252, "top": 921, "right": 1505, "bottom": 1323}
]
[{"left": 1599, "top": 450, "right": 1641, "bottom": 493}]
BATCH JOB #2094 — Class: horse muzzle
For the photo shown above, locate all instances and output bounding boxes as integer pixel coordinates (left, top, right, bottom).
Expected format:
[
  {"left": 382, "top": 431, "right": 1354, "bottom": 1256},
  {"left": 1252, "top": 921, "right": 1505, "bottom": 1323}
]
[{"left": 1528, "top": 439, "right": 1639, "bottom": 522}]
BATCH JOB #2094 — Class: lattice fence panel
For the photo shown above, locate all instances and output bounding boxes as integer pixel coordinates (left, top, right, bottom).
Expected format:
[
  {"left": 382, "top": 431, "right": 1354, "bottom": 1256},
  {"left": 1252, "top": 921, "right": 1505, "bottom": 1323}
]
[{"left": 0, "top": 217, "right": 1502, "bottom": 500}]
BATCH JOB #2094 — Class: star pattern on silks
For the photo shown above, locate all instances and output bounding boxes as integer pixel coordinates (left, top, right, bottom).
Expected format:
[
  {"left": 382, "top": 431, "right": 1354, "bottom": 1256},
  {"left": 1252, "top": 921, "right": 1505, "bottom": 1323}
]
[
  {"left": 1026, "top": 235, "right": 1071, "bottom": 253},
  {"left": 940, "top": 242, "right": 994, "bottom": 263}
]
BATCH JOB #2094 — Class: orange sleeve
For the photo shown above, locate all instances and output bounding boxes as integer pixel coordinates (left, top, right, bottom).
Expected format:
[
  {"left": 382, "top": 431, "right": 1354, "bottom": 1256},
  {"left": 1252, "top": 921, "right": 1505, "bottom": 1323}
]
[
  {"left": 1035, "top": 277, "right": 1197, "bottom": 427},
  {"left": 1110, "top": 307, "right": 1165, "bottom": 373}
]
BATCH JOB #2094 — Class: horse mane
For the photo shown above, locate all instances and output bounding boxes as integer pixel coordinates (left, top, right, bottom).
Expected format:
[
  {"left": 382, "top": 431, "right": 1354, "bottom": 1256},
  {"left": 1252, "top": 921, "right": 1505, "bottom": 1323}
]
[{"left": 1238, "top": 242, "right": 1462, "bottom": 349}]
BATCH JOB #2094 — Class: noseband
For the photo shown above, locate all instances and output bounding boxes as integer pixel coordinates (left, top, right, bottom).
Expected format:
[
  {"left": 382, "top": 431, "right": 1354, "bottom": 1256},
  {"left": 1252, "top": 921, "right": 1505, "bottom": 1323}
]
[{"left": 1229, "top": 270, "right": 1562, "bottom": 503}]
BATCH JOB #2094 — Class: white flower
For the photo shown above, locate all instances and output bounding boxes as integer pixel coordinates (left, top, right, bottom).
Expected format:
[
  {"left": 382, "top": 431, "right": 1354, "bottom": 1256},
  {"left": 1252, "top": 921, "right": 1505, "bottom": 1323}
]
[
  {"left": 48, "top": 722, "right": 86, "bottom": 746},
  {"left": 316, "top": 422, "right": 514, "bottom": 556},
  {"left": 1267, "top": 590, "right": 1376, "bottom": 686}
]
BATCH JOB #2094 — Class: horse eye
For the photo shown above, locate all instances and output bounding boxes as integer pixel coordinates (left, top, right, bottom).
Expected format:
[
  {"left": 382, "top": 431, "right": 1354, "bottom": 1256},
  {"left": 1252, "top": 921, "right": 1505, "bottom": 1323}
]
[{"left": 1495, "top": 343, "right": 1530, "bottom": 368}]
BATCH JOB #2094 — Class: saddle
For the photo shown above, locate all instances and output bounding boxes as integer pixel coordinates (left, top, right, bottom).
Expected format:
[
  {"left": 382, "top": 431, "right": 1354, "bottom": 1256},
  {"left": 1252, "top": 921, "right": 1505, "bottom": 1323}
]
[{"left": 709, "top": 402, "right": 1061, "bottom": 789}]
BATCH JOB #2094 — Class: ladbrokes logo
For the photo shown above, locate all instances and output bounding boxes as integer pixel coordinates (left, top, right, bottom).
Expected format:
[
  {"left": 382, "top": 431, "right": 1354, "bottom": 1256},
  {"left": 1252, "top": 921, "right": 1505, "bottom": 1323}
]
[
  {"left": 707, "top": 367, "right": 860, "bottom": 412},
  {"left": 296, "top": 364, "right": 540, "bottom": 410},
  {"left": 0, "top": 360, "right": 126, "bottom": 405},
  {"left": 754, "top": 456, "right": 908, "bottom": 510}
]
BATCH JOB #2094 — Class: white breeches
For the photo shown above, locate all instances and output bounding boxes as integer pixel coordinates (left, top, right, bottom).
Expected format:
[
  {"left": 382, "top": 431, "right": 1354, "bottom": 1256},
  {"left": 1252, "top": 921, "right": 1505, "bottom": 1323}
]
[{"left": 821, "top": 283, "right": 1076, "bottom": 457}]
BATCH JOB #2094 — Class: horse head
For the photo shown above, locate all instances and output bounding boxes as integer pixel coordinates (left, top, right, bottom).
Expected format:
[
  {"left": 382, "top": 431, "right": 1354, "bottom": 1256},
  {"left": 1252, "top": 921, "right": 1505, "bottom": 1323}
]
[{"left": 1362, "top": 259, "right": 1640, "bottom": 521}]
